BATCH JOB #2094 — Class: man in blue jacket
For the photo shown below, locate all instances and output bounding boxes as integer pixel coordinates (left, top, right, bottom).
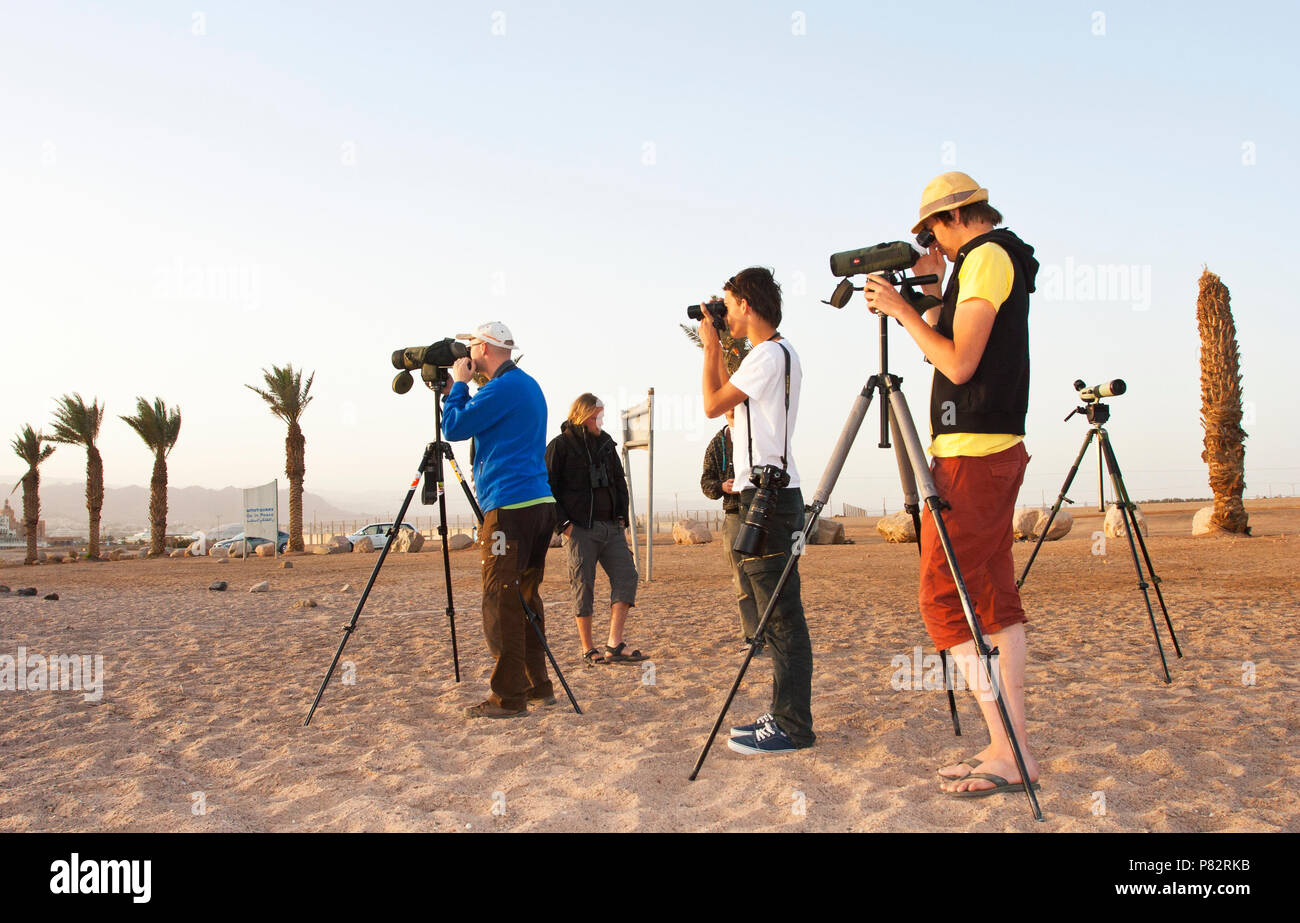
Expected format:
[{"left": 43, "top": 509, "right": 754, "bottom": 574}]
[{"left": 442, "top": 321, "right": 557, "bottom": 718}]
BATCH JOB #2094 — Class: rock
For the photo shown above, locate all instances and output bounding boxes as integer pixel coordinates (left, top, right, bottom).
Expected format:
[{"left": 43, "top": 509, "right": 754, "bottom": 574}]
[
  {"left": 17, "top": 587, "right": 38, "bottom": 597},
  {"left": 307, "top": 544, "right": 339, "bottom": 555},
  {"left": 170, "top": 549, "right": 187, "bottom": 558},
  {"left": 329, "top": 534, "right": 353, "bottom": 552},
  {"left": 255, "top": 543, "right": 276, "bottom": 558},
  {"left": 1035, "top": 507, "right": 1074, "bottom": 541},
  {"left": 108, "top": 549, "right": 123, "bottom": 561},
  {"left": 280, "top": 560, "right": 293, "bottom": 569},
  {"left": 1192, "top": 506, "right": 1221, "bottom": 536},
  {"left": 292, "top": 598, "right": 319, "bottom": 609},
  {"left": 876, "top": 512, "right": 917, "bottom": 544},
  {"left": 249, "top": 581, "right": 269, "bottom": 593},
  {"left": 44, "top": 593, "right": 59, "bottom": 601},
  {"left": 209, "top": 581, "right": 228, "bottom": 592},
  {"left": 46, "top": 553, "right": 64, "bottom": 564},
  {"left": 1013, "top": 507, "right": 1040, "bottom": 540},
  {"left": 810, "top": 517, "right": 845, "bottom": 545},
  {"left": 393, "top": 530, "right": 425, "bottom": 553},
  {"left": 217, "top": 559, "right": 228, "bottom": 564},
  {"left": 137, "top": 549, "right": 150, "bottom": 559},
  {"left": 208, "top": 546, "right": 229, "bottom": 558},
  {"left": 230, "top": 546, "right": 247, "bottom": 558},
  {"left": 1104, "top": 504, "right": 1148, "bottom": 538},
  {"left": 449, "top": 533, "right": 474, "bottom": 551},
  {"left": 340, "top": 583, "right": 353, "bottom": 592},
  {"left": 672, "top": 519, "right": 712, "bottom": 545},
  {"left": 352, "top": 537, "right": 375, "bottom": 554}
]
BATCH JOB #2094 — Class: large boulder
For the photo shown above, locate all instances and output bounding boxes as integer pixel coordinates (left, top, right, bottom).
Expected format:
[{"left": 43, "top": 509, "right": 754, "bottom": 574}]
[
  {"left": 1035, "top": 507, "right": 1074, "bottom": 541},
  {"left": 352, "top": 537, "right": 375, "bottom": 554},
  {"left": 1192, "top": 506, "right": 1221, "bottom": 536},
  {"left": 208, "top": 545, "right": 229, "bottom": 559},
  {"left": 329, "top": 534, "right": 353, "bottom": 553},
  {"left": 1013, "top": 507, "right": 1040, "bottom": 540},
  {"left": 254, "top": 542, "right": 276, "bottom": 557},
  {"left": 448, "top": 533, "right": 474, "bottom": 551},
  {"left": 1104, "top": 503, "right": 1149, "bottom": 538},
  {"left": 393, "top": 530, "right": 425, "bottom": 553},
  {"left": 228, "top": 545, "right": 245, "bottom": 558},
  {"left": 876, "top": 512, "right": 917, "bottom": 544},
  {"left": 672, "top": 519, "right": 712, "bottom": 545},
  {"left": 809, "top": 517, "right": 845, "bottom": 545}
]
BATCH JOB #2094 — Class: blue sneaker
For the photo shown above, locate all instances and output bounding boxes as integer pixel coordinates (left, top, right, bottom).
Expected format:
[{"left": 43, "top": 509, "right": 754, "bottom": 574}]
[
  {"left": 727, "top": 721, "right": 799, "bottom": 755},
  {"left": 729, "top": 712, "right": 774, "bottom": 738}
]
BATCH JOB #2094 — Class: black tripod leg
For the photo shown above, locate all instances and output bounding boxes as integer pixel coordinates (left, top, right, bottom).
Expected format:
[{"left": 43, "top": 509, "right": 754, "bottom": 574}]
[
  {"left": 887, "top": 386, "right": 1043, "bottom": 821},
  {"left": 889, "top": 404, "right": 958, "bottom": 735},
  {"left": 517, "top": 589, "right": 582, "bottom": 715},
  {"left": 1098, "top": 431, "right": 1175, "bottom": 682},
  {"left": 430, "top": 454, "right": 461, "bottom": 683},
  {"left": 1019, "top": 427, "right": 1095, "bottom": 588},
  {"left": 690, "top": 506, "right": 821, "bottom": 780},
  {"left": 305, "top": 460, "right": 430, "bottom": 726}
]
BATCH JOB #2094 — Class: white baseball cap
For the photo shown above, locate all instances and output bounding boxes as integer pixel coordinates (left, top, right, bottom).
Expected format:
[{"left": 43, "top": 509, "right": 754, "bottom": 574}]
[{"left": 456, "top": 321, "right": 520, "bottom": 351}]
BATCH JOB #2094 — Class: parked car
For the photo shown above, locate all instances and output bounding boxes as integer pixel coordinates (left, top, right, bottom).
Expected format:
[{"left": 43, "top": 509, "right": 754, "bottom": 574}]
[
  {"left": 343, "top": 522, "right": 418, "bottom": 551},
  {"left": 214, "top": 530, "right": 290, "bottom": 554}
]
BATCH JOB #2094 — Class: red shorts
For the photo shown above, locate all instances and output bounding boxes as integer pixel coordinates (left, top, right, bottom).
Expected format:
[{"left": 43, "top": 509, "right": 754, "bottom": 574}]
[{"left": 919, "top": 442, "right": 1029, "bottom": 651}]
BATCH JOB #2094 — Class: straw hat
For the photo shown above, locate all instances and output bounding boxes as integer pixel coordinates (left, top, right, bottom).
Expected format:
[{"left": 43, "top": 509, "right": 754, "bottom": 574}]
[{"left": 911, "top": 172, "right": 990, "bottom": 234}]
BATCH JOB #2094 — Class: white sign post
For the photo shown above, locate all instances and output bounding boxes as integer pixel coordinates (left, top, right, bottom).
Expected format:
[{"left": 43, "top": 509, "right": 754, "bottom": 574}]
[
  {"left": 621, "top": 389, "right": 654, "bottom": 583},
  {"left": 242, "top": 479, "right": 279, "bottom": 560}
]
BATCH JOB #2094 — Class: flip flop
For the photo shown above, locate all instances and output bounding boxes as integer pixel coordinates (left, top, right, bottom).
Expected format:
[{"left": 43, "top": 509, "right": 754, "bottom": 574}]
[
  {"left": 943, "top": 772, "right": 1042, "bottom": 798},
  {"left": 937, "top": 756, "right": 982, "bottom": 780}
]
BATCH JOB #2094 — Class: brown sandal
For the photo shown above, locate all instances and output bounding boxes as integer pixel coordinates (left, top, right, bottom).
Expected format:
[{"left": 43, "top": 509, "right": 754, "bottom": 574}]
[{"left": 604, "top": 641, "right": 648, "bottom": 664}]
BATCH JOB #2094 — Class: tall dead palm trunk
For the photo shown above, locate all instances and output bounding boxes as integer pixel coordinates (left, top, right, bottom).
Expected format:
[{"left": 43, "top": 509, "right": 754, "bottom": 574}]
[
  {"left": 120, "top": 398, "right": 182, "bottom": 556},
  {"left": 10, "top": 426, "right": 56, "bottom": 565},
  {"left": 1196, "top": 269, "right": 1249, "bottom": 534},
  {"left": 247, "top": 365, "right": 314, "bottom": 552},
  {"left": 49, "top": 394, "right": 105, "bottom": 558}
]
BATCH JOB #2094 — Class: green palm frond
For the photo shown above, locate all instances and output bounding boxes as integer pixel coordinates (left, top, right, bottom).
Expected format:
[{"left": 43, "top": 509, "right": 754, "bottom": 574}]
[
  {"left": 48, "top": 393, "right": 104, "bottom": 448},
  {"left": 680, "top": 324, "right": 751, "bottom": 375},
  {"left": 120, "top": 397, "right": 182, "bottom": 455},
  {"left": 10, "top": 425, "right": 55, "bottom": 492},
  {"left": 246, "top": 364, "right": 315, "bottom": 425}
]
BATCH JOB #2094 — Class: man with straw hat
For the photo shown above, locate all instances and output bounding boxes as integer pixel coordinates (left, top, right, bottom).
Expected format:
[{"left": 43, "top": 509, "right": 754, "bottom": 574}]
[{"left": 864, "top": 172, "right": 1042, "bottom": 797}]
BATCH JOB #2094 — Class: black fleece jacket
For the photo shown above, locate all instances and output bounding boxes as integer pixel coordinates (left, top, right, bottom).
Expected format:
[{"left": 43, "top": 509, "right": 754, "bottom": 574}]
[{"left": 544, "top": 421, "right": 630, "bottom": 533}]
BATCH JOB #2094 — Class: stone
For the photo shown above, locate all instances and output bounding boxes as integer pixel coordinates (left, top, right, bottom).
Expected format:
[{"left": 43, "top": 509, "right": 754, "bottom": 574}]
[
  {"left": 249, "top": 581, "right": 269, "bottom": 593},
  {"left": 44, "top": 593, "right": 59, "bottom": 601},
  {"left": 229, "top": 546, "right": 246, "bottom": 558},
  {"left": 108, "top": 549, "right": 123, "bottom": 562},
  {"left": 1013, "top": 507, "right": 1040, "bottom": 540},
  {"left": 1192, "top": 506, "right": 1220, "bottom": 536},
  {"left": 352, "top": 537, "right": 375, "bottom": 554},
  {"left": 876, "top": 512, "right": 917, "bottom": 544},
  {"left": 1104, "top": 504, "right": 1148, "bottom": 538},
  {"left": 672, "top": 519, "right": 712, "bottom": 545},
  {"left": 217, "top": 559, "right": 228, "bottom": 564},
  {"left": 46, "top": 553, "right": 64, "bottom": 564},
  {"left": 280, "top": 560, "right": 293, "bottom": 569},
  {"left": 1035, "top": 507, "right": 1074, "bottom": 541},
  {"left": 393, "top": 530, "right": 425, "bottom": 553},
  {"left": 292, "top": 598, "right": 319, "bottom": 609},
  {"left": 138, "top": 549, "right": 150, "bottom": 559},
  {"left": 448, "top": 533, "right": 474, "bottom": 551},
  {"left": 810, "top": 517, "right": 845, "bottom": 545},
  {"left": 209, "top": 581, "right": 228, "bottom": 592},
  {"left": 329, "top": 534, "right": 353, "bottom": 552},
  {"left": 255, "top": 543, "right": 276, "bottom": 557},
  {"left": 340, "top": 583, "right": 353, "bottom": 592},
  {"left": 307, "top": 544, "right": 339, "bottom": 555},
  {"left": 17, "top": 587, "right": 38, "bottom": 597},
  {"left": 208, "top": 545, "right": 229, "bottom": 558},
  {"left": 170, "top": 549, "right": 187, "bottom": 558}
]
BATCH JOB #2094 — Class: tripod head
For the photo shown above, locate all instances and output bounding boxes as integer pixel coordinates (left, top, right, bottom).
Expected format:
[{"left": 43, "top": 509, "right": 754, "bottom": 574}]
[{"left": 1065, "top": 378, "right": 1125, "bottom": 425}]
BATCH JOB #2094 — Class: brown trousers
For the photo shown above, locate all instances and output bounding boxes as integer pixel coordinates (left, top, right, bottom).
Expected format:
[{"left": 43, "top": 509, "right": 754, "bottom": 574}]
[{"left": 479, "top": 501, "right": 557, "bottom": 709}]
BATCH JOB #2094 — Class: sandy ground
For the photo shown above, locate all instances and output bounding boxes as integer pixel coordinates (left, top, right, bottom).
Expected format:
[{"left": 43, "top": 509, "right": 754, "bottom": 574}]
[{"left": 1, "top": 499, "right": 1297, "bottom": 833}]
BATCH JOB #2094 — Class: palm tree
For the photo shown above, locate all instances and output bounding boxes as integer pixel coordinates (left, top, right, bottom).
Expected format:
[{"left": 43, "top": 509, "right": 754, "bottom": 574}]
[
  {"left": 246, "top": 365, "right": 314, "bottom": 551},
  {"left": 49, "top": 394, "right": 106, "bottom": 559},
  {"left": 1196, "top": 270, "right": 1249, "bottom": 535},
  {"left": 680, "top": 322, "right": 751, "bottom": 374},
  {"left": 120, "top": 397, "right": 182, "bottom": 557},
  {"left": 10, "top": 426, "right": 56, "bottom": 565}
]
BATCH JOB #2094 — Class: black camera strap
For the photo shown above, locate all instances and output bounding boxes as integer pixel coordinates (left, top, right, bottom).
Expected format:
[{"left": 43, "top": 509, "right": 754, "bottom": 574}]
[{"left": 744, "top": 337, "right": 791, "bottom": 479}]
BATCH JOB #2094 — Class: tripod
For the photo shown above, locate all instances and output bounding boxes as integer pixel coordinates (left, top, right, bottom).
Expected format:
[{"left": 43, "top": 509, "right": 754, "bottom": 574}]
[
  {"left": 1016, "top": 395, "right": 1182, "bottom": 682},
  {"left": 305, "top": 392, "right": 582, "bottom": 725},
  {"left": 690, "top": 309, "right": 1043, "bottom": 821}
]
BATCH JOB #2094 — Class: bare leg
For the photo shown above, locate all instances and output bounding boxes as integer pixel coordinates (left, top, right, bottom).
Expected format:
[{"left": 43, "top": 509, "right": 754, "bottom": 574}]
[
  {"left": 576, "top": 615, "right": 595, "bottom": 655},
  {"left": 606, "top": 601, "right": 630, "bottom": 648},
  {"left": 938, "top": 624, "right": 1038, "bottom": 792}
]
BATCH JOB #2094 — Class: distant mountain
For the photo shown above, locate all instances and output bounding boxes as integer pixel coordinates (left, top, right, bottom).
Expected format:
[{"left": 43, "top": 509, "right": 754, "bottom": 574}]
[{"left": 5, "top": 480, "right": 363, "bottom": 536}]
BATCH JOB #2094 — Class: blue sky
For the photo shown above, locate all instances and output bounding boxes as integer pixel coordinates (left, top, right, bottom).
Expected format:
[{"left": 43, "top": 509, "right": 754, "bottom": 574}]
[{"left": 2, "top": 1, "right": 1296, "bottom": 520}]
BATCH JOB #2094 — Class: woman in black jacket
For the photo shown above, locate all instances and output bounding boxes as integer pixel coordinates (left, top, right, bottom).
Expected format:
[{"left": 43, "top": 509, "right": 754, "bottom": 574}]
[{"left": 545, "top": 393, "right": 645, "bottom": 666}]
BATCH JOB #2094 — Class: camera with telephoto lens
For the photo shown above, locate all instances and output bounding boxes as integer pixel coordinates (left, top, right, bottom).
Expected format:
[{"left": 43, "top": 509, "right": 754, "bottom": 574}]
[
  {"left": 390, "top": 338, "right": 471, "bottom": 394},
  {"left": 733, "top": 464, "right": 792, "bottom": 556},
  {"left": 687, "top": 300, "right": 728, "bottom": 332}
]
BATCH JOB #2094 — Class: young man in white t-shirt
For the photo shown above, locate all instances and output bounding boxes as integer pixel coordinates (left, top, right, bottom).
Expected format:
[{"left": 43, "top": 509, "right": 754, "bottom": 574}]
[{"left": 699, "top": 266, "right": 814, "bottom": 755}]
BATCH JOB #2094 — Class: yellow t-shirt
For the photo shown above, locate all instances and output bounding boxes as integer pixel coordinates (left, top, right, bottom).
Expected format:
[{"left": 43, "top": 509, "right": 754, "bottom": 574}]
[{"left": 930, "top": 242, "right": 1022, "bottom": 458}]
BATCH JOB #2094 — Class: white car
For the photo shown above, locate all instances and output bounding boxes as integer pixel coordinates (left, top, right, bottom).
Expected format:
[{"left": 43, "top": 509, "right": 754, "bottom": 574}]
[{"left": 344, "top": 522, "right": 418, "bottom": 550}]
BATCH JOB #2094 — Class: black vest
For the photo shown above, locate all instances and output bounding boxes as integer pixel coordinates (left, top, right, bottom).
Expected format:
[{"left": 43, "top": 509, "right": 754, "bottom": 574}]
[{"left": 929, "top": 229, "right": 1034, "bottom": 438}]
